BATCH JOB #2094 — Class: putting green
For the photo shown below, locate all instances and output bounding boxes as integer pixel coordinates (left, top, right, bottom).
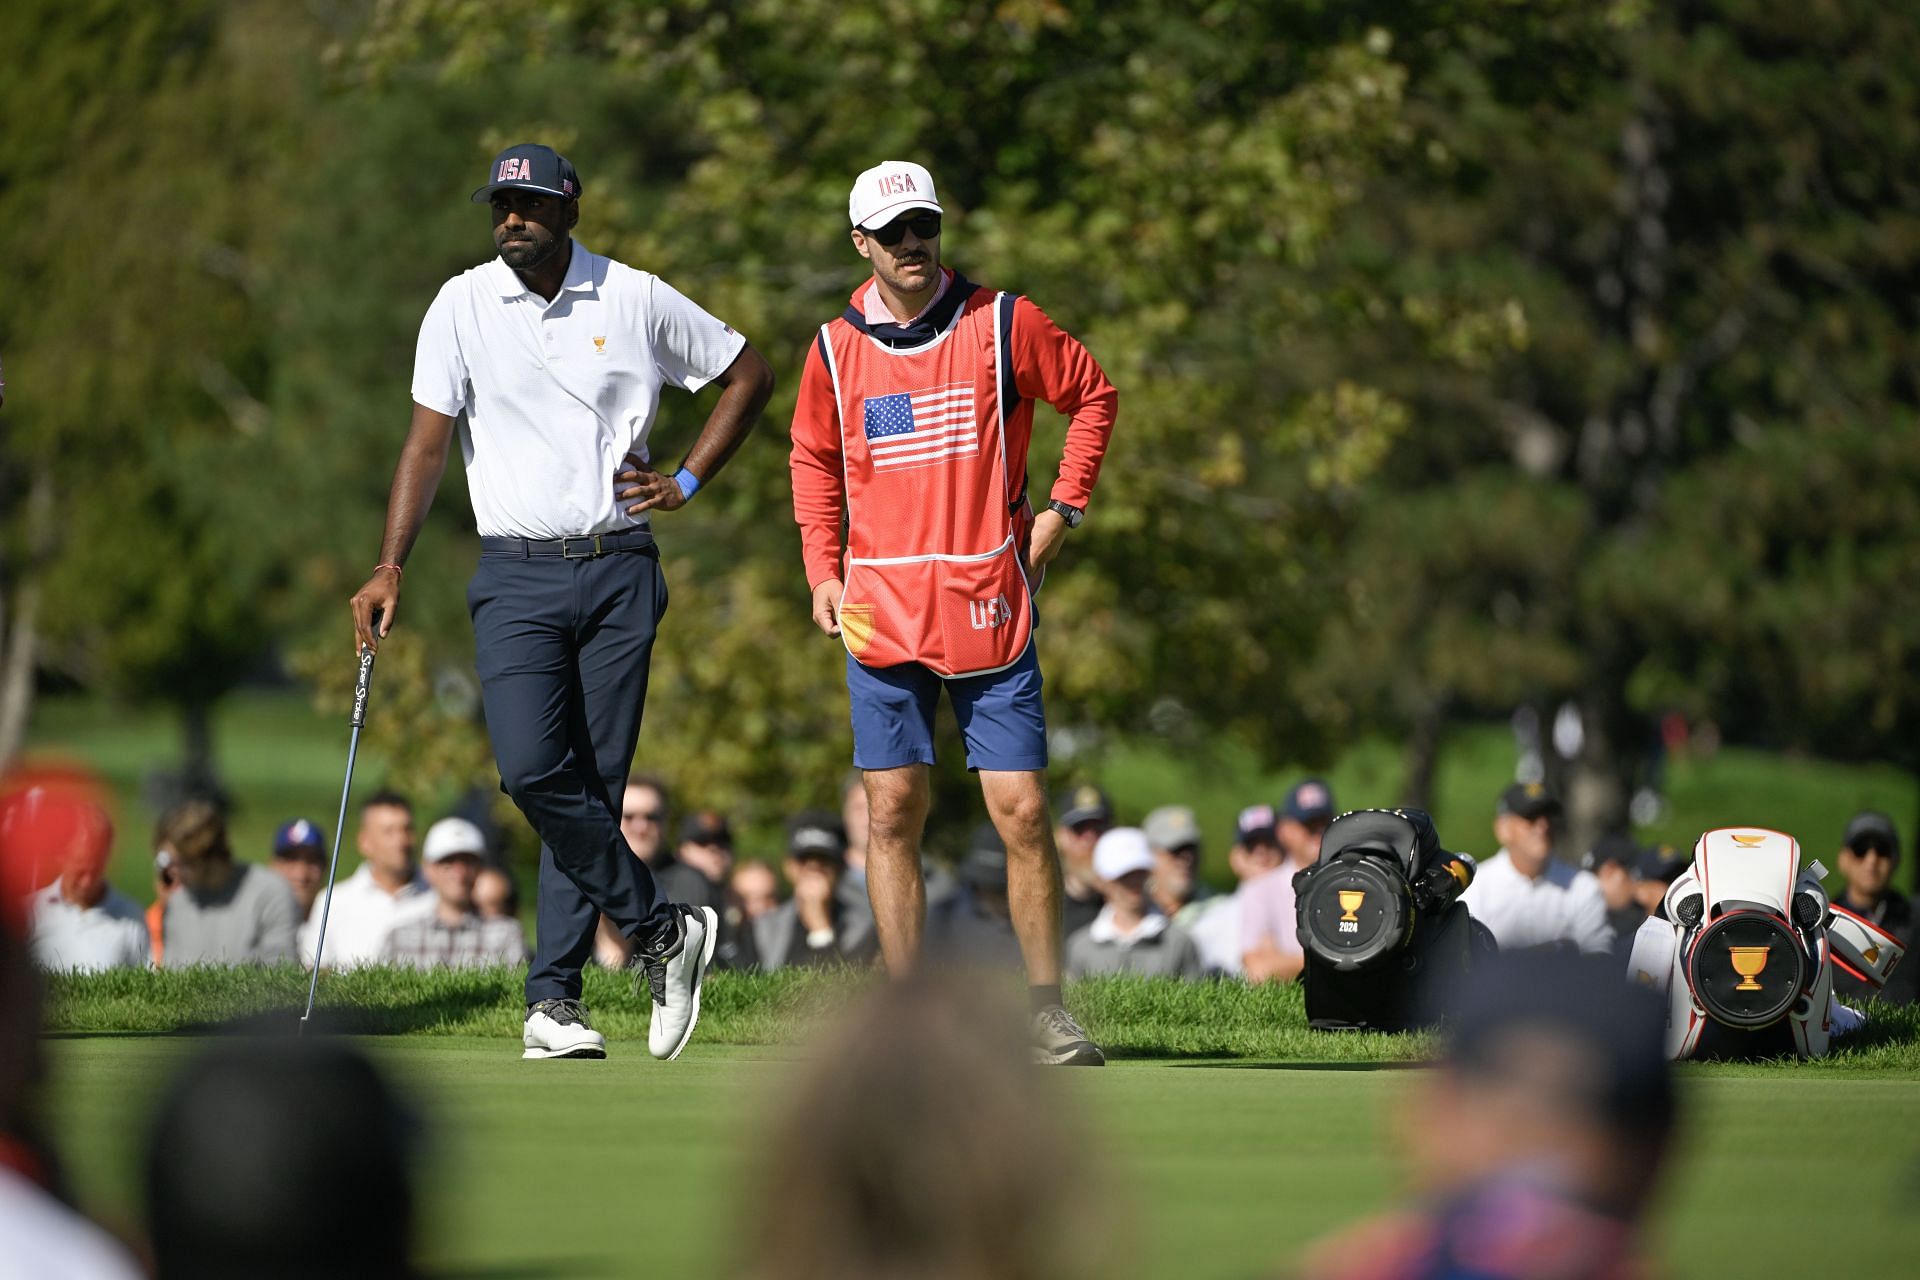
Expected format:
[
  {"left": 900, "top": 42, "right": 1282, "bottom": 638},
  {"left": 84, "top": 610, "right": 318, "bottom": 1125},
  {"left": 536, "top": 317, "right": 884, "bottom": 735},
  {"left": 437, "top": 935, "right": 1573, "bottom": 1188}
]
[{"left": 42, "top": 1037, "right": 1919, "bottom": 1277}]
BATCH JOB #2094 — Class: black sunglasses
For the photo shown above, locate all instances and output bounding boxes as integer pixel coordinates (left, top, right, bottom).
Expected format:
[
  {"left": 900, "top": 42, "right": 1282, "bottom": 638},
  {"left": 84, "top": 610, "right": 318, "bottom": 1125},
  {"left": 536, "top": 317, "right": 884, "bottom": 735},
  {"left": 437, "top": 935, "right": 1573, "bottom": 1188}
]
[{"left": 866, "top": 212, "right": 941, "bottom": 247}]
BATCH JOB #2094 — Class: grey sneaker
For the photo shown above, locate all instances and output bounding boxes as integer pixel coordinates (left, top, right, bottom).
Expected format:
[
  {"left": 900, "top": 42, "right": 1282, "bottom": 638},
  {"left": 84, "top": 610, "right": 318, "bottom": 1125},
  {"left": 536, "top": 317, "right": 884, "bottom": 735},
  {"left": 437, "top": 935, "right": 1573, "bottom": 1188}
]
[
  {"left": 1032, "top": 1005, "right": 1105, "bottom": 1066},
  {"left": 523, "top": 997, "right": 607, "bottom": 1060},
  {"left": 636, "top": 904, "right": 717, "bottom": 1061}
]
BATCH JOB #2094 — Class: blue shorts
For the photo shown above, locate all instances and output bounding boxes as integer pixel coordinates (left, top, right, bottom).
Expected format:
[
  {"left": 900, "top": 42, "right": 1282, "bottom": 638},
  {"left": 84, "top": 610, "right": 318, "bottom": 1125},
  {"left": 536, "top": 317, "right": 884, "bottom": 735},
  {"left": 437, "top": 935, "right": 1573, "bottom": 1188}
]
[{"left": 846, "top": 641, "right": 1048, "bottom": 772}]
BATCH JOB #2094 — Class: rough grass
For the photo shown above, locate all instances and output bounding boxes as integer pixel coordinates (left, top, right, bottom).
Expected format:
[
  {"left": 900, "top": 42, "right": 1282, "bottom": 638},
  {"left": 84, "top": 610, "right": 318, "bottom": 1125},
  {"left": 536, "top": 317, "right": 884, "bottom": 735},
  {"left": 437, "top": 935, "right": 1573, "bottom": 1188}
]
[{"left": 43, "top": 966, "right": 1920, "bottom": 1071}]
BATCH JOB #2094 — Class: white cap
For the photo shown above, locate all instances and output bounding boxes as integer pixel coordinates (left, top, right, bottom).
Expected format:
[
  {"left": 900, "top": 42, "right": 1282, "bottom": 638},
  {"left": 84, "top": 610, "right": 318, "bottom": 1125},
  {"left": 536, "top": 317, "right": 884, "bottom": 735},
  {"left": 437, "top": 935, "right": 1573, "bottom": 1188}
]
[
  {"left": 421, "top": 817, "right": 486, "bottom": 864},
  {"left": 849, "top": 160, "right": 942, "bottom": 230},
  {"left": 1093, "top": 827, "right": 1156, "bottom": 881}
]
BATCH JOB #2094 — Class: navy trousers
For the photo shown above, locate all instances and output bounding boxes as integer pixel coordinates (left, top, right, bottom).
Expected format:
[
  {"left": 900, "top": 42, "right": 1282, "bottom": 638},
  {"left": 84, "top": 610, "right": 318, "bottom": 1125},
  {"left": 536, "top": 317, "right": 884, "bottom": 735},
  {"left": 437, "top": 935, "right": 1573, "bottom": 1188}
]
[{"left": 468, "top": 544, "right": 675, "bottom": 1003}]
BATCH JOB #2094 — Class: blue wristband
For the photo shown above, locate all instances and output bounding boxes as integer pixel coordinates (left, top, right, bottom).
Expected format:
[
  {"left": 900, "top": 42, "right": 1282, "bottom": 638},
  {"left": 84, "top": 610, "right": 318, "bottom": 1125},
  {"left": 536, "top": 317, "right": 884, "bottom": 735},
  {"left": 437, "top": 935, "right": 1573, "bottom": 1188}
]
[{"left": 673, "top": 467, "right": 701, "bottom": 501}]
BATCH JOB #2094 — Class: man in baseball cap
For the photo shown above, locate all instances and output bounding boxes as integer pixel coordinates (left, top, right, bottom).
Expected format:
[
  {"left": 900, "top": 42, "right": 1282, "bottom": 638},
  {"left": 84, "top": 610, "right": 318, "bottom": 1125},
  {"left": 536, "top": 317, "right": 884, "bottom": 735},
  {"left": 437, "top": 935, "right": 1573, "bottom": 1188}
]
[
  {"left": 1189, "top": 804, "right": 1286, "bottom": 977},
  {"left": 1143, "top": 805, "right": 1214, "bottom": 924},
  {"left": 789, "top": 154, "right": 1120, "bottom": 1066},
  {"left": 1062, "top": 829, "right": 1203, "bottom": 980},
  {"left": 350, "top": 130, "right": 775, "bottom": 1060},
  {"left": 1277, "top": 777, "right": 1336, "bottom": 870},
  {"left": 1053, "top": 784, "right": 1113, "bottom": 936},
  {"left": 270, "top": 818, "right": 328, "bottom": 918},
  {"left": 1461, "top": 780, "right": 1612, "bottom": 955},
  {"left": 1833, "top": 809, "right": 1916, "bottom": 1006},
  {"left": 384, "top": 817, "right": 528, "bottom": 971},
  {"left": 1580, "top": 834, "right": 1649, "bottom": 960}
]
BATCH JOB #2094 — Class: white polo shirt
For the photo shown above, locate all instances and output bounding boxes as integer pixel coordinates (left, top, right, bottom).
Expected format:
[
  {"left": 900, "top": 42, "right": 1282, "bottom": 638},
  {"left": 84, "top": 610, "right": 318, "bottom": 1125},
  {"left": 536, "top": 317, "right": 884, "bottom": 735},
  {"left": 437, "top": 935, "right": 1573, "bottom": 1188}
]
[
  {"left": 24, "top": 882, "right": 150, "bottom": 973},
  {"left": 411, "top": 242, "right": 747, "bottom": 539},
  {"left": 1460, "top": 849, "right": 1614, "bottom": 955},
  {"left": 298, "top": 863, "right": 435, "bottom": 970}
]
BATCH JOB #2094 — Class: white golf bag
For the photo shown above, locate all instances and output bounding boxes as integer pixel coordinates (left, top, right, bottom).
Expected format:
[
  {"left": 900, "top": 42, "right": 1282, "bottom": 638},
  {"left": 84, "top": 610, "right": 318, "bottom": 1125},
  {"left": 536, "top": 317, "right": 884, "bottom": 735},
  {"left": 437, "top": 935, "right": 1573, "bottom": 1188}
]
[{"left": 1625, "top": 827, "right": 1906, "bottom": 1059}]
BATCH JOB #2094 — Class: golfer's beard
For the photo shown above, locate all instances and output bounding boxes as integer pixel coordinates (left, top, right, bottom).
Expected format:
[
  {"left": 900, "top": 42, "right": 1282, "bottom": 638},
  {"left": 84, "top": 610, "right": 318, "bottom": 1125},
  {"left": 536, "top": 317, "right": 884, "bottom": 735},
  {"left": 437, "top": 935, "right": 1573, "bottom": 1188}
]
[{"left": 499, "top": 232, "right": 560, "bottom": 270}]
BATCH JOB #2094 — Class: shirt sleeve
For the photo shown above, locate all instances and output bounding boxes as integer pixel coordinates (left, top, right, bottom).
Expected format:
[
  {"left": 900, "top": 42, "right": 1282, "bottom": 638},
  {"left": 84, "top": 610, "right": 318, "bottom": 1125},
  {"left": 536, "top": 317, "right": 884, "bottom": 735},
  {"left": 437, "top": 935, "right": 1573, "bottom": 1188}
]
[
  {"left": 1009, "top": 297, "right": 1118, "bottom": 510},
  {"left": 1571, "top": 877, "right": 1615, "bottom": 956},
  {"left": 411, "top": 281, "right": 470, "bottom": 417},
  {"left": 646, "top": 274, "right": 748, "bottom": 393},
  {"left": 789, "top": 335, "right": 848, "bottom": 589}
]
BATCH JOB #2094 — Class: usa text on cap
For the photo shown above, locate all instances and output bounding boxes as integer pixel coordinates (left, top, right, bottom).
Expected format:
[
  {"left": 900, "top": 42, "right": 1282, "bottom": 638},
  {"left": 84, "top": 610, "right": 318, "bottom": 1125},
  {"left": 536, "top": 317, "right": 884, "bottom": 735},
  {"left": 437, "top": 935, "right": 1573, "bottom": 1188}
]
[
  {"left": 471, "top": 143, "right": 582, "bottom": 204},
  {"left": 849, "top": 160, "right": 942, "bottom": 230}
]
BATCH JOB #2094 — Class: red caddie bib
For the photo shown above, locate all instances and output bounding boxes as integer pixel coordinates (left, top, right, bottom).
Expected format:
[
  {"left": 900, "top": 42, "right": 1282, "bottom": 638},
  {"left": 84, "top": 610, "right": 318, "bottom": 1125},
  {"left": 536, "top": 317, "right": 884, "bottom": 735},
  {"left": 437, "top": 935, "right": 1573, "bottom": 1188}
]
[{"left": 818, "top": 284, "right": 1034, "bottom": 678}]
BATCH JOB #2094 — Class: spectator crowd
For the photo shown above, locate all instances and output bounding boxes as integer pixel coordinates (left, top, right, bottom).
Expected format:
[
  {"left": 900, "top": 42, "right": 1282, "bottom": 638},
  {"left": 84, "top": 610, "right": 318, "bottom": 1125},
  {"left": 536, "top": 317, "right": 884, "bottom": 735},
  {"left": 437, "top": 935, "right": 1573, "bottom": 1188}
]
[{"left": 12, "top": 768, "right": 1916, "bottom": 1014}]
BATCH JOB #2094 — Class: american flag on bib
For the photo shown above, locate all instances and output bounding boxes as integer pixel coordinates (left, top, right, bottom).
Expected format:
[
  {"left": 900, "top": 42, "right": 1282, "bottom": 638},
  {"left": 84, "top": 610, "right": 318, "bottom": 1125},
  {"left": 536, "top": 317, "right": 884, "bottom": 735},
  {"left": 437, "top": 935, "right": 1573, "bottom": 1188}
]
[{"left": 862, "top": 383, "right": 979, "bottom": 470}]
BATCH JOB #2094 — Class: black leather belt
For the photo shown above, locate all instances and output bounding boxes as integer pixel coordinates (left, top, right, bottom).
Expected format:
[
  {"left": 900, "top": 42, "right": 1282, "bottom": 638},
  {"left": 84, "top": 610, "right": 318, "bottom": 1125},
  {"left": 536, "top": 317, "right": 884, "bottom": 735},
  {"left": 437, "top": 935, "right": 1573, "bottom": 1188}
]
[{"left": 479, "top": 527, "right": 656, "bottom": 559}]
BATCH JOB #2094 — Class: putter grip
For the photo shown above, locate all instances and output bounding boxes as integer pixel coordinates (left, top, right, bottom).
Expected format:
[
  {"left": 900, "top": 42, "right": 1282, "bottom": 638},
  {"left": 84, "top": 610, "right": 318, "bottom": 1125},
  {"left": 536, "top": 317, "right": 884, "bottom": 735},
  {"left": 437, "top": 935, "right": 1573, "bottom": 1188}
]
[{"left": 351, "top": 611, "right": 380, "bottom": 728}]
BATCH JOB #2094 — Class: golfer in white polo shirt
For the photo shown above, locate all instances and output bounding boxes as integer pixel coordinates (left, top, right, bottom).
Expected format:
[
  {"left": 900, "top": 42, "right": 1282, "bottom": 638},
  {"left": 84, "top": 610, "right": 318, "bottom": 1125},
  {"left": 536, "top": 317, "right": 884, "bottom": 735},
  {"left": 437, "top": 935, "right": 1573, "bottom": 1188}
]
[
  {"left": 349, "top": 144, "right": 775, "bottom": 1061},
  {"left": 1459, "top": 781, "right": 1613, "bottom": 955}
]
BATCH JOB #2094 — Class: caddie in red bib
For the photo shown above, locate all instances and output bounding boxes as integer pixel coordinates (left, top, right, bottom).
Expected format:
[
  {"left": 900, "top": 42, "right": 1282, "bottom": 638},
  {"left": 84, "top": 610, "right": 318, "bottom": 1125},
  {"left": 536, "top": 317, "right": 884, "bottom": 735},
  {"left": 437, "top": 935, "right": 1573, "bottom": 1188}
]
[{"left": 790, "top": 160, "right": 1118, "bottom": 1065}]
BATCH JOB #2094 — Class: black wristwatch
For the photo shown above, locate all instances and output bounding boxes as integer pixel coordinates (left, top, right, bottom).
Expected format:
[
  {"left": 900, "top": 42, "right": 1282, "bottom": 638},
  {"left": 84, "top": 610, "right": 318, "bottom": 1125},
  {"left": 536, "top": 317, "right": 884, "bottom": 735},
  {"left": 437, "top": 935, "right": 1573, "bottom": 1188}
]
[{"left": 1047, "top": 498, "right": 1085, "bottom": 529}]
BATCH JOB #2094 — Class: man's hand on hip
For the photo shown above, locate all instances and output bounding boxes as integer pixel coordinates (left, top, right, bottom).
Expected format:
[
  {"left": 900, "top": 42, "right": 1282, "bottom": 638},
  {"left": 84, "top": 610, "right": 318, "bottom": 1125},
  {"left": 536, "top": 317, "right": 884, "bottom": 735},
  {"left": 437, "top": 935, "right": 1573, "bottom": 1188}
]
[
  {"left": 616, "top": 453, "right": 688, "bottom": 515},
  {"left": 349, "top": 567, "right": 401, "bottom": 655},
  {"left": 1028, "top": 508, "right": 1070, "bottom": 575},
  {"left": 811, "top": 579, "right": 845, "bottom": 637}
]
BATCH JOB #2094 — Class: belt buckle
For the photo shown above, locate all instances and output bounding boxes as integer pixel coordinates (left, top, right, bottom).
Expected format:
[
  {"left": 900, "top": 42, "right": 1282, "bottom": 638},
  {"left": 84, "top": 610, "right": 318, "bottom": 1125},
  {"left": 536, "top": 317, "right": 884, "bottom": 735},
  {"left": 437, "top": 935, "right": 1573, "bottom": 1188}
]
[{"left": 560, "top": 534, "right": 602, "bottom": 560}]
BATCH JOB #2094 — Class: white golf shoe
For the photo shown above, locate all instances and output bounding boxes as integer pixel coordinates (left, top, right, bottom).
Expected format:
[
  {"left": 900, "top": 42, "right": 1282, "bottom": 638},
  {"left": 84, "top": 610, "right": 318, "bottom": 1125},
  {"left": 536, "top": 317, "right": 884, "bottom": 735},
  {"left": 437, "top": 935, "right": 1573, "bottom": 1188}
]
[
  {"left": 636, "top": 904, "right": 717, "bottom": 1061},
  {"left": 1031, "top": 1005, "right": 1106, "bottom": 1066},
  {"left": 523, "top": 997, "right": 608, "bottom": 1060}
]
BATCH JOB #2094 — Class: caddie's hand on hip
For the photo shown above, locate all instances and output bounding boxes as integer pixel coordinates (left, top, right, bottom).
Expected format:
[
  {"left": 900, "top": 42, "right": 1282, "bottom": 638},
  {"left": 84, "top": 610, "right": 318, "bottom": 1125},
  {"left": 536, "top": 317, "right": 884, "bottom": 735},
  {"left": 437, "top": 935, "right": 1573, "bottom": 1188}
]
[
  {"left": 350, "top": 566, "right": 401, "bottom": 655},
  {"left": 1028, "top": 508, "right": 1069, "bottom": 575},
  {"left": 615, "top": 452, "right": 688, "bottom": 514},
  {"left": 812, "top": 579, "right": 844, "bottom": 637}
]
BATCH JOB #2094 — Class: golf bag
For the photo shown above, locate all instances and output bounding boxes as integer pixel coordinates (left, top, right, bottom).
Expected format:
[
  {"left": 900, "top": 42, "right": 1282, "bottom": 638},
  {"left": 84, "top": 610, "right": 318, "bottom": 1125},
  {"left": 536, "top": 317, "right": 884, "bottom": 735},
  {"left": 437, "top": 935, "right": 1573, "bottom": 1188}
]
[
  {"left": 1293, "top": 808, "right": 1495, "bottom": 1032},
  {"left": 1625, "top": 827, "right": 1907, "bottom": 1059}
]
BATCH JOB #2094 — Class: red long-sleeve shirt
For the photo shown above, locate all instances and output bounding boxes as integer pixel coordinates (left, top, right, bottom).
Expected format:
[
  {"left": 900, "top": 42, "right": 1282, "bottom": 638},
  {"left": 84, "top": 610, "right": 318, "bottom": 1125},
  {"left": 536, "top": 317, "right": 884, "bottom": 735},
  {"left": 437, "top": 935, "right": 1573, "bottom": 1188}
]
[{"left": 789, "top": 281, "right": 1118, "bottom": 589}]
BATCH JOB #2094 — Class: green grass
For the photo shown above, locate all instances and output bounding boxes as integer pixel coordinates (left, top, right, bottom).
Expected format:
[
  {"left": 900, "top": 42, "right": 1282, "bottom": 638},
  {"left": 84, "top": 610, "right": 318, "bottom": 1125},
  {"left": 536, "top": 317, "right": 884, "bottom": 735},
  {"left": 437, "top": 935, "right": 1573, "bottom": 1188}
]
[
  {"left": 43, "top": 1034, "right": 1920, "bottom": 1279},
  {"left": 43, "top": 966, "right": 1920, "bottom": 1072}
]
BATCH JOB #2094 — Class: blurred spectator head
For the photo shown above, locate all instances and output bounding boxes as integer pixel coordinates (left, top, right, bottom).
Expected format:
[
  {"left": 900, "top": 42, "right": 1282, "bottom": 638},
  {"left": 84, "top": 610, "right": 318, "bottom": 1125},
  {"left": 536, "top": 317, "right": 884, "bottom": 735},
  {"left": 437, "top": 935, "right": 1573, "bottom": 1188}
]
[
  {"left": 1142, "top": 805, "right": 1201, "bottom": 908},
  {"left": 1053, "top": 783, "right": 1113, "bottom": 874},
  {"left": 1229, "top": 804, "right": 1284, "bottom": 884},
  {"left": 840, "top": 771, "right": 870, "bottom": 870},
  {"left": 1633, "top": 845, "right": 1688, "bottom": 914},
  {"left": 730, "top": 861, "right": 781, "bottom": 922},
  {"left": 1277, "top": 778, "right": 1335, "bottom": 866},
  {"left": 472, "top": 866, "right": 518, "bottom": 921},
  {"left": 741, "top": 971, "right": 1105, "bottom": 1280},
  {"left": 420, "top": 818, "right": 486, "bottom": 913},
  {"left": 355, "top": 791, "right": 415, "bottom": 880},
  {"left": 784, "top": 811, "right": 847, "bottom": 895},
  {"left": 1415, "top": 951, "right": 1676, "bottom": 1216},
  {"left": 1581, "top": 835, "right": 1643, "bottom": 912},
  {"left": 678, "top": 809, "right": 735, "bottom": 884},
  {"left": 1838, "top": 810, "right": 1900, "bottom": 905},
  {"left": 270, "top": 819, "right": 327, "bottom": 916},
  {"left": 155, "top": 799, "right": 234, "bottom": 895},
  {"left": 1094, "top": 828, "right": 1155, "bottom": 916},
  {"left": 960, "top": 823, "right": 1011, "bottom": 919},
  {"left": 1494, "top": 781, "right": 1560, "bottom": 875},
  {"left": 621, "top": 774, "right": 670, "bottom": 865},
  {"left": 51, "top": 802, "right": 114, "bottom": 911},
  {"left": 145, "top": 1037, "right": 418, "bottom": 1280},
  {"left": 0, "top": 765, "right": 110, "bottom": 906}
]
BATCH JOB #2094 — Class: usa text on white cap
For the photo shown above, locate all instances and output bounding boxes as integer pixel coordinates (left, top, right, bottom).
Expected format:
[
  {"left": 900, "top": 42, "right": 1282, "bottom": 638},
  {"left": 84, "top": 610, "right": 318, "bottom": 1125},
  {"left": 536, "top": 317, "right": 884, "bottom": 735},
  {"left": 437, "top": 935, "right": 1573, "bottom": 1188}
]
[
  {"left": 1093, "top": 827, "right": 1156, "bottom": 881},
  {"left": 849, "top": 160, "right": 942, "bottom": 230},
  {"left": 422, "top": 817, "right": 486, "bottom": 864}
]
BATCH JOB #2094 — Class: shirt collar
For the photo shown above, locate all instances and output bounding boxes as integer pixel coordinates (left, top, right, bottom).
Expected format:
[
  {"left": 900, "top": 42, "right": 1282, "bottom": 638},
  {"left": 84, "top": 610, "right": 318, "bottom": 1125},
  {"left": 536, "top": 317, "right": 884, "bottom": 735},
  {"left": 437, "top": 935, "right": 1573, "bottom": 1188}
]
[
  {"left": 489, "top": 239, "right": 595, "bottom": 301},
  {"left": 1087, "top": 904, "right": 1171, "bottom": 946},
  {"left": 860, "top": 268, "right": 950, "bottom": 326}
]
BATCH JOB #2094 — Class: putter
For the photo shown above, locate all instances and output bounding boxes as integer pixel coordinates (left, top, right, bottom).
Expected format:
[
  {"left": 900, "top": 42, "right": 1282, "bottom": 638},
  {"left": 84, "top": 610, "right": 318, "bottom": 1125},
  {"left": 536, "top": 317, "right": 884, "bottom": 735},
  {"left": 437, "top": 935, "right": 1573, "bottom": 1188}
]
[{"left": 300, "top": 621, "right": 380, "bottom": 1032}]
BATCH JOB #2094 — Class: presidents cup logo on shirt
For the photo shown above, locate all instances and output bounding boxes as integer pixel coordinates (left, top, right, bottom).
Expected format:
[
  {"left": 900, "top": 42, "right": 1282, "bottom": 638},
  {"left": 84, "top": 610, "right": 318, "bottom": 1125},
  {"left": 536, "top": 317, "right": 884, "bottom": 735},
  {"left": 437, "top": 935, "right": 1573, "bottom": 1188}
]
[{"left": 861, "top": 383, "right": 977, "bottom": 471}]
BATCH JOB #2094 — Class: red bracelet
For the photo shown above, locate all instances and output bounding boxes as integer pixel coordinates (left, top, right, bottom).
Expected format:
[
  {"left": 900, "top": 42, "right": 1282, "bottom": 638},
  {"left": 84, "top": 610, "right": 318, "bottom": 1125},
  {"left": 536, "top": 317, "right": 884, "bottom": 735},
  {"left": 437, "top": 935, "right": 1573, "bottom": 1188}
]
[{"left": 375, "top": 562, "right": 403, "bottom": 577}]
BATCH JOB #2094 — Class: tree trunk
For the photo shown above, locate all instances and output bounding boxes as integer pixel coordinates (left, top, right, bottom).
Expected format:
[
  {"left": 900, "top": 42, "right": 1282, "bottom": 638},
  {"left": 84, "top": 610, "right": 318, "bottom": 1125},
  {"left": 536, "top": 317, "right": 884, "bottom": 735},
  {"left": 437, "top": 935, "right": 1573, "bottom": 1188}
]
[
  {"left": 1399, "top": 697, "right": 1447, "bottom": 813},
  {"left": 1561, "top": 689, "right": 1636, "bottom": 860},
  {"left": 0, "top": 469, "right": 54, "bottom": 767},
  {"left": 180, "top": 699, "right": 221, "bottom": 800}
]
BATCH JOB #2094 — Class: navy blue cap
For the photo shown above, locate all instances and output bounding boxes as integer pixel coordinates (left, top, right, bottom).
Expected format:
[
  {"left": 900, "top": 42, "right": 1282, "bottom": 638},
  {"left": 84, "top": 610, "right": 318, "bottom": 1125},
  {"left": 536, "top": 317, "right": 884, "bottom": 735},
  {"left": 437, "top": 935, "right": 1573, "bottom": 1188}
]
[
  {"left": 1497, "top": 780, "right": 1561, "bottom": 821},
  {"left": 273, "top": 818, "right": 325, "bottom": 858},
  {"left": 471, "top": 143, "right": 581, "bottom": 204},
  {"left": 1282, "top": 778, "right": 1335, "bottom": 824}
]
